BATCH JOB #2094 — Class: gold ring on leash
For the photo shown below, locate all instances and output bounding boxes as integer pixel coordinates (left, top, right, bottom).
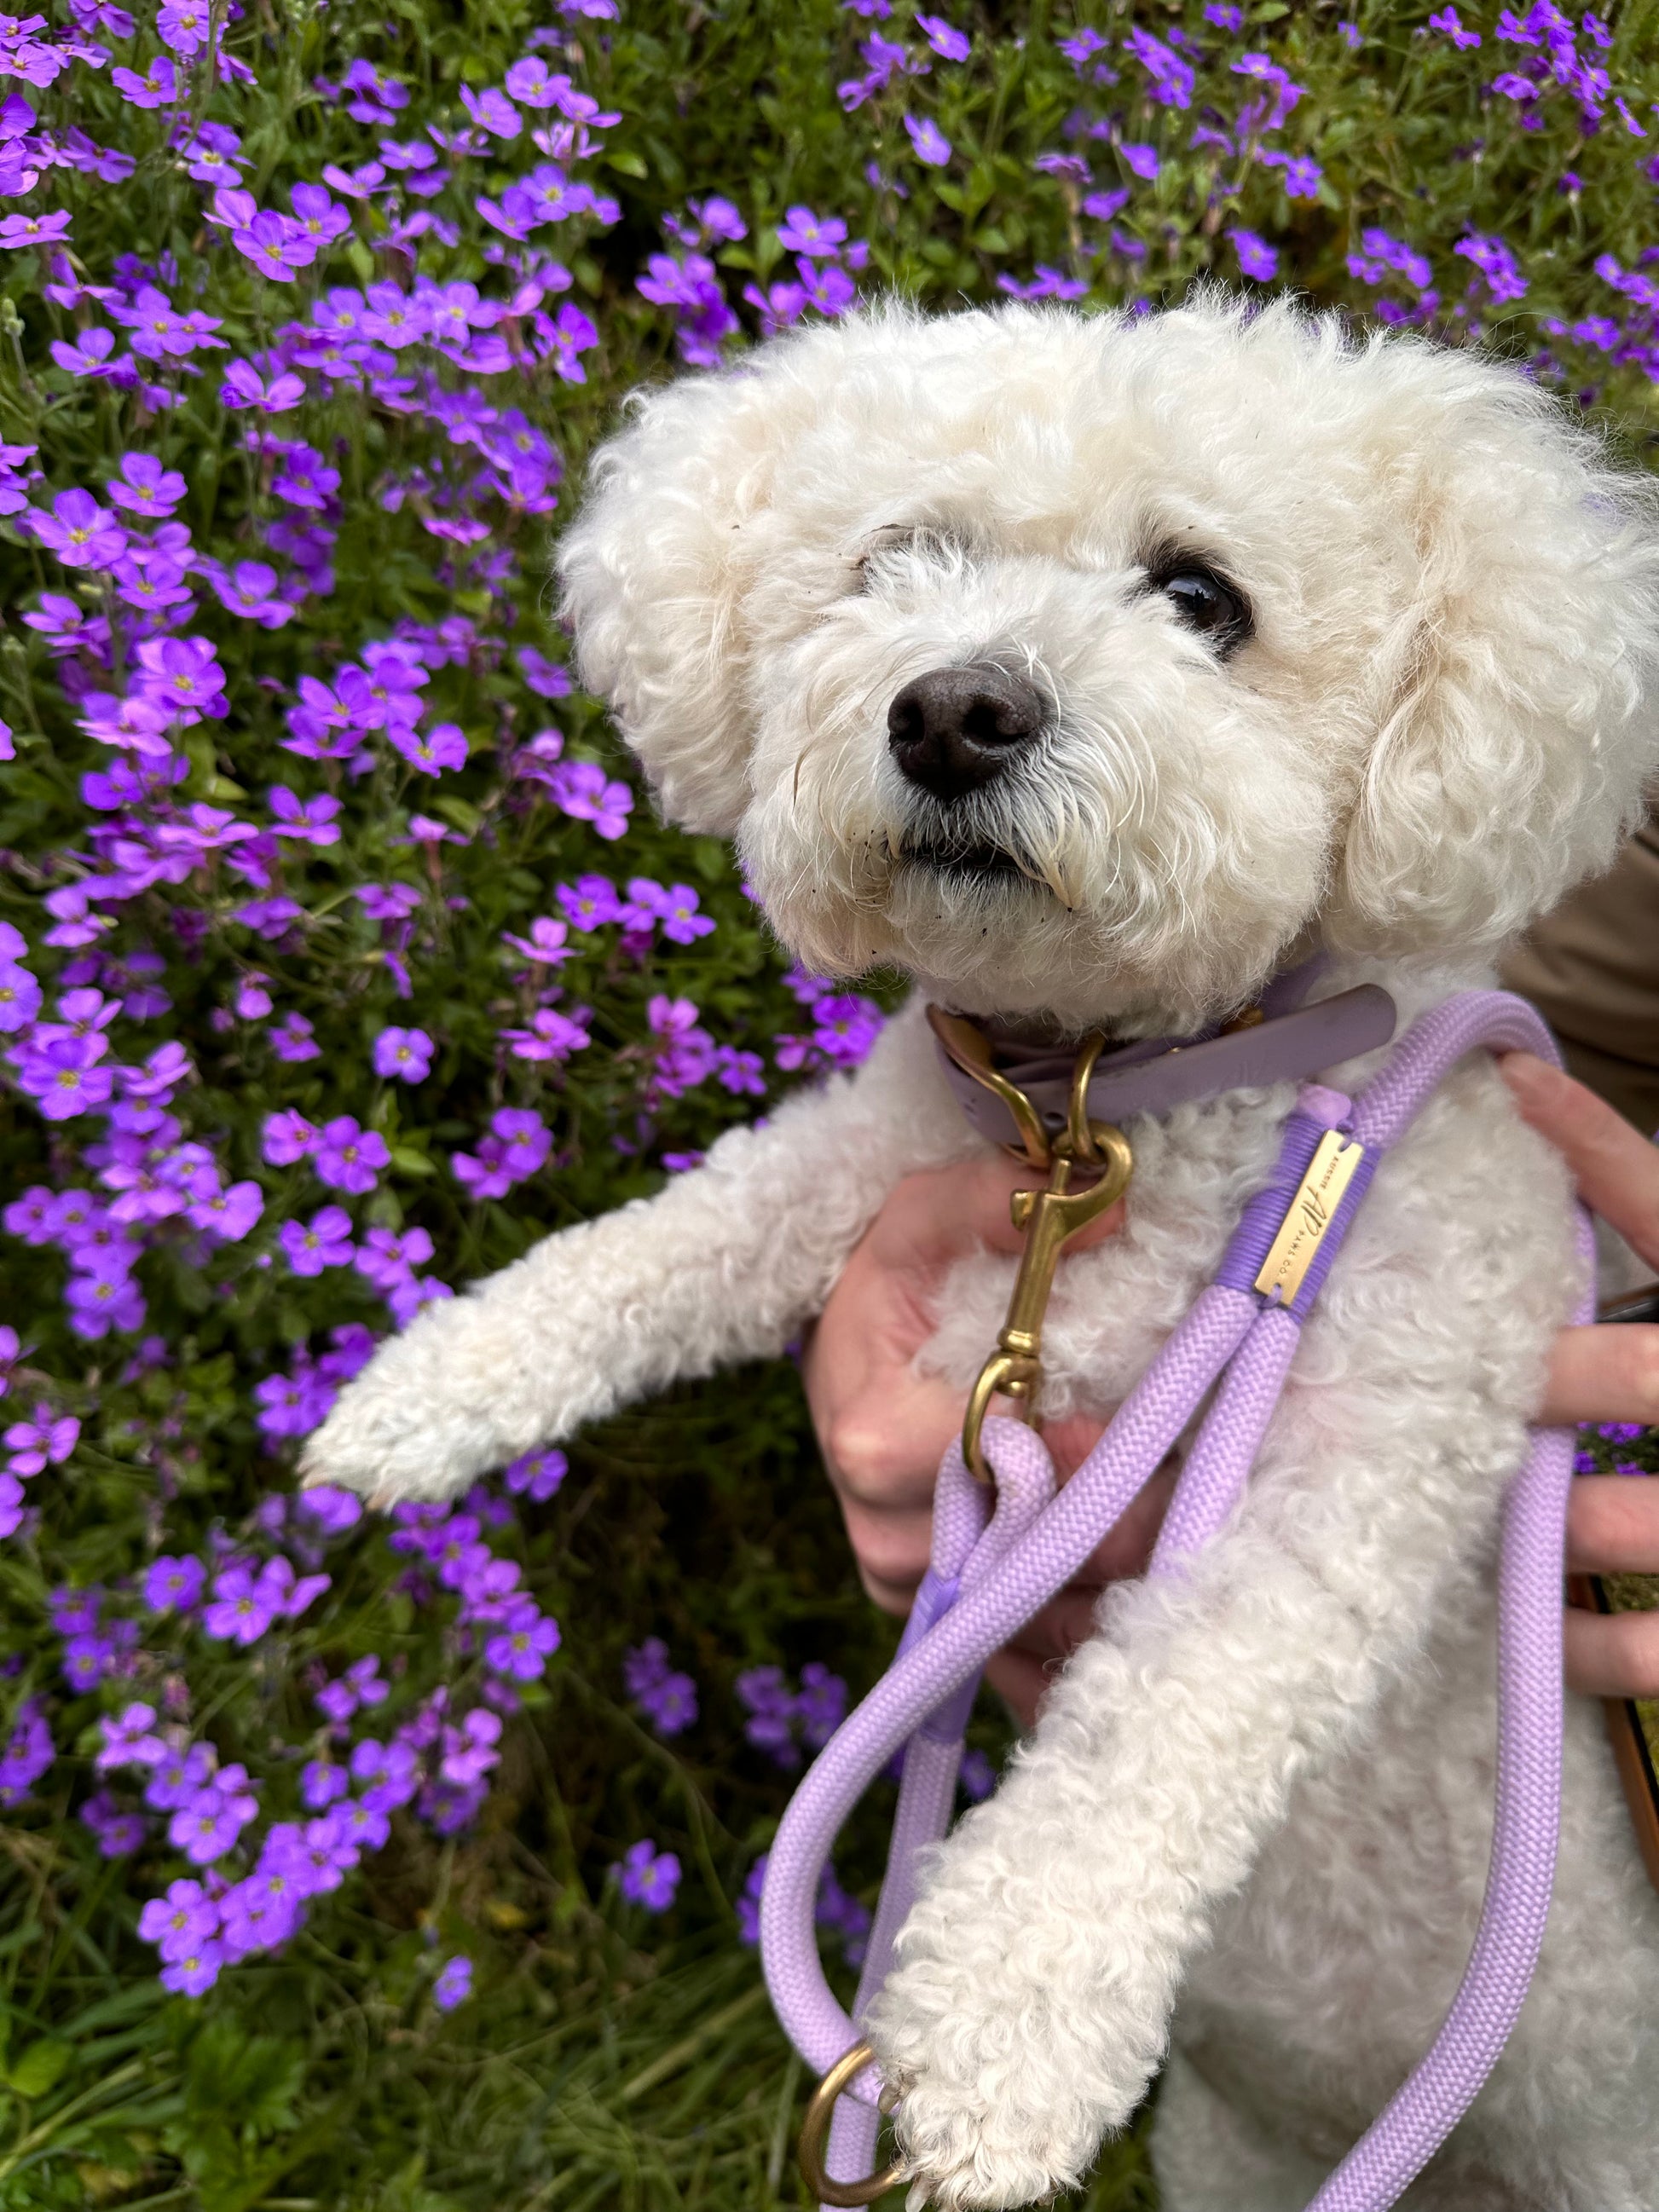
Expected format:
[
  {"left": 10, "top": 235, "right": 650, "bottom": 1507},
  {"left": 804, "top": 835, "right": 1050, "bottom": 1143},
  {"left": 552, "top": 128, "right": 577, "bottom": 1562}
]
[{"left": 796, "top": 2039, "right": 905, "bottom": 2205}]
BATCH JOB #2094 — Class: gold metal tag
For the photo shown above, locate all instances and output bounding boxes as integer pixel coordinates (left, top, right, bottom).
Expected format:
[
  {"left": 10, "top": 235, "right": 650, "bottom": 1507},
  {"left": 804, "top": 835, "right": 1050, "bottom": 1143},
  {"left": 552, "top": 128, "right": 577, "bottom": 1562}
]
[{"left": 1253, "top": 1129, "right": 1366, "bottom": 1306}]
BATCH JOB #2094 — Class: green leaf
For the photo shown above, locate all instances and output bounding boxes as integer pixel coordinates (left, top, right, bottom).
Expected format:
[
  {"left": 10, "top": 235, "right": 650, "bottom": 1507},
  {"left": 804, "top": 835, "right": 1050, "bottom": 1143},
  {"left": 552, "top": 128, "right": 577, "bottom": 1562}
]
[{"left": 7, "top": 2039, "right": 72, "bottom": 2098}]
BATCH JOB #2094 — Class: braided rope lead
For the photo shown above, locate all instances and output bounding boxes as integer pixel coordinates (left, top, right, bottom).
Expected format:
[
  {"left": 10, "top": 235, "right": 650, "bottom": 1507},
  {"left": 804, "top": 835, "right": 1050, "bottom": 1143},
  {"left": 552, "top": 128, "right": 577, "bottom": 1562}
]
[{"left": 760, "top": 991, "right": 1590, "bottom": 2211}]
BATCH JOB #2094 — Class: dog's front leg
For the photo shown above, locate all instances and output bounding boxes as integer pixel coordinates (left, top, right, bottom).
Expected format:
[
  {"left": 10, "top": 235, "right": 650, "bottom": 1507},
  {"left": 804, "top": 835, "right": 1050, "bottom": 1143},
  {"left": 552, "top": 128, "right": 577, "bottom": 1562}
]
[
  {"left": 866, "top": 1084, "right": 1578, "bottom": 2209},
  {"left": 301, "top": 999, "right": 975, "bottom": 1505}
]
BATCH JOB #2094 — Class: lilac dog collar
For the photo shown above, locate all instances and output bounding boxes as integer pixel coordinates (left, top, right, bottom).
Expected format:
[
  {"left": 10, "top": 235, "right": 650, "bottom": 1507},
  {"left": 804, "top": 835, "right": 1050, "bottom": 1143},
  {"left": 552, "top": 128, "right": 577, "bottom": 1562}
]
[{"left": 932, "top": 983, "right": 1399, "bottom": 1153}]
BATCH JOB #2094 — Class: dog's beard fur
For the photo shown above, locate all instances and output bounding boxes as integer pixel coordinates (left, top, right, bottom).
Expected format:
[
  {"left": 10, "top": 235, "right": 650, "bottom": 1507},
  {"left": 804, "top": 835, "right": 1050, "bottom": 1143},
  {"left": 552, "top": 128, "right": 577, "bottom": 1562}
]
[{"left": 737, "top": 540, "right": 1335, "bottom": 1034}]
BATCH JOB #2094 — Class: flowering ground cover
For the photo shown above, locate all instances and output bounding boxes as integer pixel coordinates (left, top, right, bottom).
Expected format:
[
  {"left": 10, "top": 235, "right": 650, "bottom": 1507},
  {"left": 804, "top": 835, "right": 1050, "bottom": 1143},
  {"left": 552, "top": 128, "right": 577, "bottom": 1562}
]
[{"left": 2, "top": 0, "right": 1659, "bottom": 2203}]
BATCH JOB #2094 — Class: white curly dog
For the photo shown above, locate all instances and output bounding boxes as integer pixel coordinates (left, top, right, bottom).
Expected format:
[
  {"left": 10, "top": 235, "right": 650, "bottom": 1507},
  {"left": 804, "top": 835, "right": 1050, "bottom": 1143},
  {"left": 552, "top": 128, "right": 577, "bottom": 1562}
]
[{"left": 304, "top": 298, "right": 1659, "bottom": 2209}]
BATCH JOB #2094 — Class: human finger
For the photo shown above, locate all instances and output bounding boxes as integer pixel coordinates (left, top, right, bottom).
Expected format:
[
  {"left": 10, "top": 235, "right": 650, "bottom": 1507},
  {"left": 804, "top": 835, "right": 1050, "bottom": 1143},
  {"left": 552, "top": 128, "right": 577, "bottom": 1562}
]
[
  {"left": 984, "top": 1645, "right": 1049, "bottom": 1730},
  {"left": 1537, "top": 1324, "right": 1659, "bottom": 1427},
  {"left": 1497, "top": 1053, "right": 1659, "bottom": 1271},
  {"left": 1564, "top": 1605, "right": 1659, "bottom": 1700},
  {"left": 818, "top": 1371, "right": 966, "bottom": 1513},
  {"left": 838, "top": 1497, "right": 931, "bottom": 1617},
  {"left": 870, "top": 1150, "right": 1128, "bottom": 1271},
  {"left": 1566, "top": 1475, "right": 1659, "bottom": 1574}
]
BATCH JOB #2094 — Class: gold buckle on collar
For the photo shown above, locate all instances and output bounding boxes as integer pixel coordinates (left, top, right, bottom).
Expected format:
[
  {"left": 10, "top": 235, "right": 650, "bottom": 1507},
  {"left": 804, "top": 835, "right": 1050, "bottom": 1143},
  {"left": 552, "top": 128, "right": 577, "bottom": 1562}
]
[{"left": 928, "top": 1008, "right": 1134, "bottom": 1484}]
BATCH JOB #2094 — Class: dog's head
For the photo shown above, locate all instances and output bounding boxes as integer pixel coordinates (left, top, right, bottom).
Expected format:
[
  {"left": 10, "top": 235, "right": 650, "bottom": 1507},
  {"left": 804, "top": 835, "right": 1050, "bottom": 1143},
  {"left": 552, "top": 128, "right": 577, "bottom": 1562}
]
[{"left": 558, "top": 296, "right": 1659, "bottom": 1031}]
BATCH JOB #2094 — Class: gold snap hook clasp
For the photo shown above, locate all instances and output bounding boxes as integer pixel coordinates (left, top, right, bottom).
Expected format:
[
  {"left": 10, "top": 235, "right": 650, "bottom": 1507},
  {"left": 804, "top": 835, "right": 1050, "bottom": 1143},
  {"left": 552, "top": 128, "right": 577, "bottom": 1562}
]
[
  {"left": 797, "top": 2039, "right": 906, "bottom": 2206},
  {"left": 931, "top": 1014, "right": 1133, "bottom": 1486}
]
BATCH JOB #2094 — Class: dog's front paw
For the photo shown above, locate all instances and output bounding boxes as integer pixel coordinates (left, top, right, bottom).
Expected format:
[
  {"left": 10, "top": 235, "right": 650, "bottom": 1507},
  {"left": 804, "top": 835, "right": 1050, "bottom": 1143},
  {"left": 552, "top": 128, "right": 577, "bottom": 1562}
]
[
  {"left": 868, "top": 1940, "right": 1124, "bottom": 2210},
  {"left": 299, "top": 1295, "right": 535, "bottom": 1506},
  {"left": 864, "top": 1798, "right": 1164, "bottom": 2209}
]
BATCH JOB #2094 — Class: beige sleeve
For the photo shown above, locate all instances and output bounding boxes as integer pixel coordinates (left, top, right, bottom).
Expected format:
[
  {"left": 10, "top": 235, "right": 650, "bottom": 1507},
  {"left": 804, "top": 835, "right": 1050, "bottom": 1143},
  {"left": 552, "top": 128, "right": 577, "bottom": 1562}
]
[{"left": 1500, "top": 811, "right": 1659, "bottom": 1136}]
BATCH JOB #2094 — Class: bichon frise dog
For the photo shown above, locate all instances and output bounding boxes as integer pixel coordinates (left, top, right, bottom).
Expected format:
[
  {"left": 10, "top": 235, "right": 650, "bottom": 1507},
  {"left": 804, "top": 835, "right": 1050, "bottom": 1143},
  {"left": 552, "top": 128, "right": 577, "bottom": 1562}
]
[{"left": 304, "top": 297, "right": 1659, "bottom": 2209}]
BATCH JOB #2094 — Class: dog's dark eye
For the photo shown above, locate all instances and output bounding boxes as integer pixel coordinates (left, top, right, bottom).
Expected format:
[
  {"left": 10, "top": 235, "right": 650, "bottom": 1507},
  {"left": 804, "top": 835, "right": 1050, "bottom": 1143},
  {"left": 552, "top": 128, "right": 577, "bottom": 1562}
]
[{"left": 1150, "top": 563, "right": 1252, "bottom": 655}]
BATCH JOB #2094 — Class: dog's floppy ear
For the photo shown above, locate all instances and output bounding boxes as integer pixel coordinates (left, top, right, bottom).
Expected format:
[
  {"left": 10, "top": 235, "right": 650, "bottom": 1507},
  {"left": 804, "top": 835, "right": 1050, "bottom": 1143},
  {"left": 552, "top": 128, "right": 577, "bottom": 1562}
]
[
  {"left": 1330, "top": 354, "right": 1659, "bottom": 956},
  {"left": 558, "top": 354, "right": 812, "bottom": 836}
]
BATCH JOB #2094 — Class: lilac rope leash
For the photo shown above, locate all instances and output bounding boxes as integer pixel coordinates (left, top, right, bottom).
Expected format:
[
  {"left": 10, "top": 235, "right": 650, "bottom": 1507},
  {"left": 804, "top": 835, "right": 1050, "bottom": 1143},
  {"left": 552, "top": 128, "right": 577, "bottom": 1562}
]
[{"left": 765, "top": 990, "right": 1591, "bottom": 2209}]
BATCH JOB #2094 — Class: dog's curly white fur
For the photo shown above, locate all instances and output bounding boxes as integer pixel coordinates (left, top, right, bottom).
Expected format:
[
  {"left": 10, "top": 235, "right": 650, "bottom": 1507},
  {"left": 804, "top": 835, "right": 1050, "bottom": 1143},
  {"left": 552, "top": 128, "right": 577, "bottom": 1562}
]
[{"left": 304, "top": 298, "right": 1659, "bottom": 2208}]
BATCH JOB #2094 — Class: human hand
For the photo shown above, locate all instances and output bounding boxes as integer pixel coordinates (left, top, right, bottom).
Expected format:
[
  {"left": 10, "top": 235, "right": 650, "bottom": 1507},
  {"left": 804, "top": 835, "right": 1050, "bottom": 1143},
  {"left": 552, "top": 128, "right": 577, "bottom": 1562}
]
[
  {"left": 800, "top": 1152, "right": 1171, "bottom": 1726},
  {"left": 1497, "top": 1053, "right": 1659, "bottom": 1697}
]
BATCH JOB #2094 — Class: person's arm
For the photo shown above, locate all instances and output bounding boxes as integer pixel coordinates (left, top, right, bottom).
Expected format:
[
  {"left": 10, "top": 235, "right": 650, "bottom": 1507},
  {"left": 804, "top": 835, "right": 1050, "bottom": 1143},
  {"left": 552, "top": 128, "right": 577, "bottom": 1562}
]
[{"left": 1497, "top": 1050, "right": 1659, "bottom": 1695}]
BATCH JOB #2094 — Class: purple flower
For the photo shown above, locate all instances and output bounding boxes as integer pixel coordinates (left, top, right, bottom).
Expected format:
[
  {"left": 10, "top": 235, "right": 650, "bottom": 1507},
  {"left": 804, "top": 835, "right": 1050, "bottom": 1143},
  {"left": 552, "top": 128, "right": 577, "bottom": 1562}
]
[
  {"left": 167, "top": 1762, "right": 258, "bottom": 1863},
  {"left": 736, "top": 1665, "right": 799, "bottom": 1767},
  {"left": 27, "top": 488, "right": 128, "bottom": 570},
  {"left": 1454, "top": 231, "right": 1528, "bottom": 303},
  {"left": 546, "top": 759, "right": 633, "bottom": 838},
  {"left": 504, "top": 1447, "right": 566, "bottom": 1501},
  {"left": 49, "top": 326, "right": 118, "bottom": 378},
  {"left": 776, "top": 205, "right": 847, "bottom": 258},
  {"left": 558, "top": 875, "right": 626, "bottom": 931},
  {"left": 263, "top": 1107, "right": 319, "bottom": 1165},
  {"left": 484, "top": 1601, "right": 561, "bottom": 1680},
  {"left": 111, "top": 54, "right": 180, "bottom": 106},
  {"left": 795, "top": 1660, "right": 848, "bottom": 1749},
  {"left": 255, "top": 1364, "right": 334, "bottom": 1440},
  {"left": 1229, "top": 228, "right": 1280, "bottom": 282},
  {"left": 736, "top": 1852, "right": 767, "bottom": 1944},
  {"left": 269, "top": 786, "right": 341, "bottom": 844},
  {"left": 354, "top": 1222, "right": 434, "bottom": 1293},
  {"left": 5, "top": 1406, "right": 79, "bottom": 1476},
  {"left": 0, "top": 1701, "right": 53, "bottom": 1804},
  {"left": 499, "top": 1007, "right": 591, "bottom": 1065},
  {"left": 139, "top": 1876, "right": 219, "bottom": 1960},
  {"left": 159, "top": 1940, "right": 224, "bottom": 1996},
  {"left": 280, "top": 1206, "right": 356, "bottom": 1276},
  {"left": 0, "top": 959, "right": 41, "bottom": 1032},
  {"left": 0, "top": 207, "right": 72, "bottom": 247},
  {"left": 433, "top": 1954, "right": 473, "bottom": 2010},
  {"left": 295, "top": 1484, "right": 363, "bottom": 1534},
  {"left": 903, "top": 113, "right": 951, "bottom": 166},
  {"left": 501, "top": 915, "right": 570, "bottom": 966},
  {"left": 624, "top": 1638, "right": 698, "bottom": 1736},
  {"left": 1123, "top": 25, "right": 1193, "bottom": 107},
  {"left": 356, "top": 882, "right": 423, "bottom": 925},
  {"left": 389, "top": 722, "right": 467, "bottom": 775},
  {"left": 221, "top": 359, "right": 305, "bottom": 413},
  {"left": 144, "top": 1553, "right": 205, "bottom": 1612},
  {"left": 373, "top": 1025, "right": 434, "bottom": 1082},
  {"left": 143, "top": 1740, "right": 216, "bottom": 1811},
  {"left": 134, "top": 635, "right": 228, "bottom": 720},
  {"left": 516, "top": 646, "right": 570, "bottom": 698},
  {"left": 202, "top": 1562, "right": 280, "bottom": 1643},
  {"left": 301, "top": 1758, "right": 349, "bottom": 1810},
  {"left": 233, "top": 209, "right": 316, "bottom": 280},
  {"left": 615, "top": 1839, "right": 681, "bottom": 1911},
  {"left": 314, "top": 1116, "right": 390, "bottom": 1193},
  {"left": 96, "top": 1701, "right": 165, "bottom": 1773},
  {"left": 1427, "top": 4, "right": 1481, "bottom": 45},
  {"left": 460, "top": 84, "right": 521, "bottom": 136},
  {"left": 207, "top": 559, "right": 294, "bottom": 627}
]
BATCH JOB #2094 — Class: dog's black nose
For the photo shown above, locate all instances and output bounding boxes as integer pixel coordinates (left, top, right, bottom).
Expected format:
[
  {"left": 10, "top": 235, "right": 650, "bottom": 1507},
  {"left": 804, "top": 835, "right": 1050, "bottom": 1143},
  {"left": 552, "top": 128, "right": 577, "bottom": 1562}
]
[{"left": 887, "top": 665, "right": 1045, "bottom": 801}]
